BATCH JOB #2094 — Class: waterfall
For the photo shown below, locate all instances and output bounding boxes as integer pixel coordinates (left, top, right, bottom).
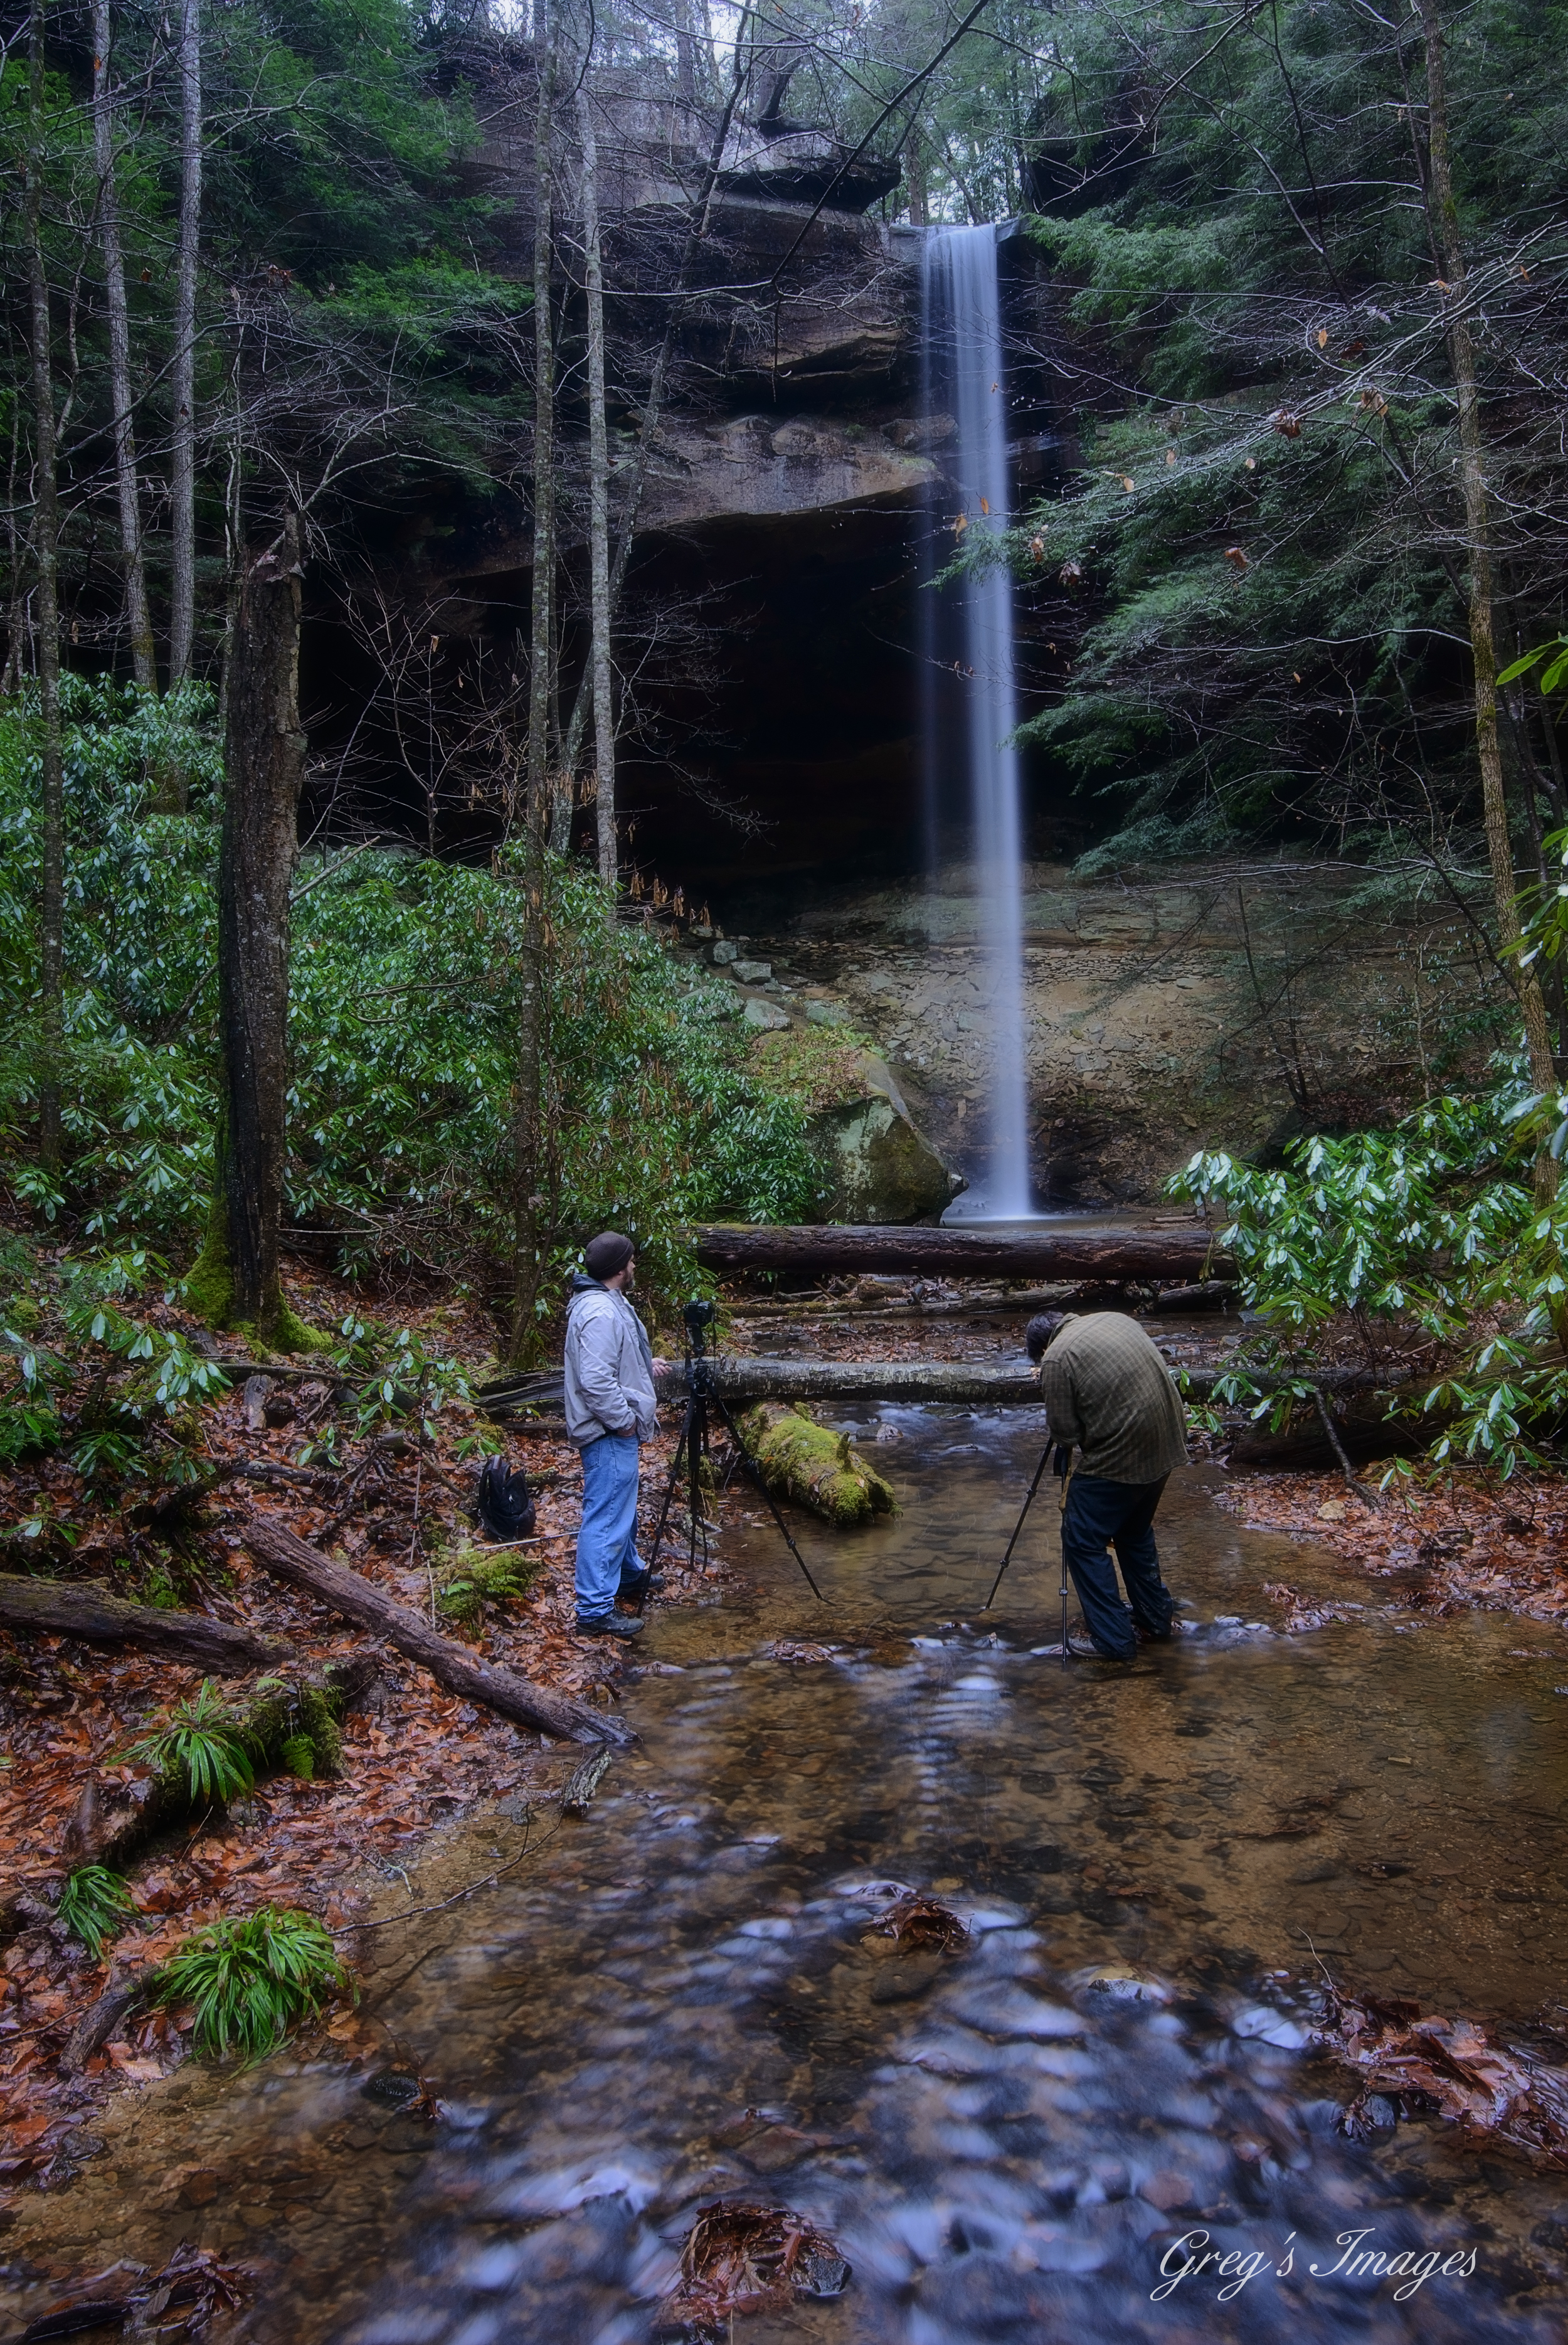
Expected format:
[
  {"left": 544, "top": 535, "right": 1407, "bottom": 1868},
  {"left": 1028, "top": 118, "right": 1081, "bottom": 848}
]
[{"left": 921, "top": 225, "right": 1032, "bottom": 1218}]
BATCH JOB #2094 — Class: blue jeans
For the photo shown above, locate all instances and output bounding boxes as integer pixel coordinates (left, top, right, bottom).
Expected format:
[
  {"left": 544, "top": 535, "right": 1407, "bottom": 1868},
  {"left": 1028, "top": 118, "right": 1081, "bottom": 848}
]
[
  {"left": 1061, "top": 1473, "right": 1175, "bottom": 1661},
  {"left": 575, "top": 1434, "right": 643, "bottom": 1622}
]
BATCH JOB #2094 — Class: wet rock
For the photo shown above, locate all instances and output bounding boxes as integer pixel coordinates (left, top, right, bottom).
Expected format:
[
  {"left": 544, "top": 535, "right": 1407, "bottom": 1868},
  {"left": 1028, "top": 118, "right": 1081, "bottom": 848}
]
[
  {"left": 1140, "top": 2168, "right": 1198, "bottom": 2211},
  {"left": 869, "top": 1955, "right": 943, "bottom": 2005},
  {"left": 1074, "top": 1965, "right": 1172, "bottom": 2004},
  {"left": 913, "top": 2253, "right": 1035, "bottom": 2335}
]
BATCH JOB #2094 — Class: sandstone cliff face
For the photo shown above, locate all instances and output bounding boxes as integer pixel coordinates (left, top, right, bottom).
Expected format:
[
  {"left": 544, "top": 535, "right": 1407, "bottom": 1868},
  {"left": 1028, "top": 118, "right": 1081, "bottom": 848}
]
[{"left": 711, "top": 863, "right": 1507, "bottom": 1208}]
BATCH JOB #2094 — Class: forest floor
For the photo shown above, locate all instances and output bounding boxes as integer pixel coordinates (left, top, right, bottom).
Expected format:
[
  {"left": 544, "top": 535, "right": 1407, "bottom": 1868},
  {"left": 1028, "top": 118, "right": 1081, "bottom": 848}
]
[
  {"left": 0, "top": 1252, "right": 716, "bottom": 2203},
  {"left": 4, "top": 1269, "right": 1566, "bottom": 2209}
]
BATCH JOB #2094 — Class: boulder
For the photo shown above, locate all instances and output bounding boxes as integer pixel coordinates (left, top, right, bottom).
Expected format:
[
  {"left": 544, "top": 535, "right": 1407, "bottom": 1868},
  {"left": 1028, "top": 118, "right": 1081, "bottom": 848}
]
[
  {"left": 810, "top": 1093, "right": 963, "bottom": 1223},
  {"left": 744, "top": 998, "right": 792, "bottom": 1032}
]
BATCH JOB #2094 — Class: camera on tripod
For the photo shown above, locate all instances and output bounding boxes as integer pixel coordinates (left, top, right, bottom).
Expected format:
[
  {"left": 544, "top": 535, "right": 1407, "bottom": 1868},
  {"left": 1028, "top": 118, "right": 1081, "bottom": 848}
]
[
  {"left": 682, "top": 1297, "right": 717, "bottom": 1350},
  {"left": 650, "top": 1295, "right": 822, "bottom": 1600}
]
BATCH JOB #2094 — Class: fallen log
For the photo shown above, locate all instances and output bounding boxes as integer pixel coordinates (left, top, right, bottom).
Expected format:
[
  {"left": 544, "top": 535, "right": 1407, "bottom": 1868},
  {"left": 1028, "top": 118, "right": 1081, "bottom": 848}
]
[
  {"left": 654, "top": 1358, "right": 1410, "bottom": 1406},
  {"left": 59, "top": 1976, "right": 145, "bottom": 2077},
  {"left": 689, "top": 1223, "right": 1229, "bottom": 1282},
  {"left": 0, "top": 1574, "right": 286, "bottom": 1672},
  {"left": 736, "top": 1403, "right": 897, "bottom": 1526},
  {"left": 241, "top": 1514, "right": 632, "bottom": 1748}
]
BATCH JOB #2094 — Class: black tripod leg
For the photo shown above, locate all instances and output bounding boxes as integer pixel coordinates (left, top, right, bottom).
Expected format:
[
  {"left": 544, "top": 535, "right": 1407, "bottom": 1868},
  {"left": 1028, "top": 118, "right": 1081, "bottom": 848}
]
[
  {"left": 711, "top": 1393, "right": 824, "bottom": 1601},
  {"left": 649, "top": 1398, "right": 696, "bottom": 1569},
  {"left": 689, "top": 1393, "right": 709, "bottom": 1570},
  {"left": 985, "top": 1442, "right": 1053, "bottom": 1610}
]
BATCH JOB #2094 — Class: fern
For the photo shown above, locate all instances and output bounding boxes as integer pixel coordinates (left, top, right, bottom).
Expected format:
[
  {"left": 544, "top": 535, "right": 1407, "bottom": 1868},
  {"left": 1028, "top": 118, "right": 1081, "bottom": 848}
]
[
  {"left": 153, "top": 1907, "right": 350, "bottom": 2063},
  {"left": 57, "top": 1865, "right": 137, "bottom": 1959},
  {"left": 124, "top": 1679, "right": 255, "bottom": 1804}
]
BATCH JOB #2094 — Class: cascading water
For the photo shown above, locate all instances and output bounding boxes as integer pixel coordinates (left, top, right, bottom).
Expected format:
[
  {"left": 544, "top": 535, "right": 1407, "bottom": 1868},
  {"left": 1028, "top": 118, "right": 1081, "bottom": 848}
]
[{"left": 921, "top": 224, "right": 1032, "bottom": 1218}]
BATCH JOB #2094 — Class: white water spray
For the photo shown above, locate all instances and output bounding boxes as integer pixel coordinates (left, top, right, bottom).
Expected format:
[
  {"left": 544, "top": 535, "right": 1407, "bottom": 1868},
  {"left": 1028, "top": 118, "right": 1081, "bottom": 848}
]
[{"left": 921, "top": 225, "right": 1032, "bottom": 1217}]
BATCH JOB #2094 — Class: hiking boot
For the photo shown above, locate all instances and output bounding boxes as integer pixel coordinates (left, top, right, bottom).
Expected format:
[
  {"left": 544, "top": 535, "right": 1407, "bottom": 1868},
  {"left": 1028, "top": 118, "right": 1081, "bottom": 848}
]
[
  {"left": 576, "top": 1612, "right": 645, "bottom": 1640},
  {"left": 617, "top": 1568, "right": 665, "bottom": 1602}
]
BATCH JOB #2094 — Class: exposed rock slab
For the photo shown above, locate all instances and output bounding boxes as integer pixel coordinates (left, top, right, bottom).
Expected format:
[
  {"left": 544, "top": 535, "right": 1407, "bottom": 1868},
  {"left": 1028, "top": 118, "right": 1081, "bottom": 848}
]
[{"left": 638, "top": 415, "right": 934, "bottom": 535}]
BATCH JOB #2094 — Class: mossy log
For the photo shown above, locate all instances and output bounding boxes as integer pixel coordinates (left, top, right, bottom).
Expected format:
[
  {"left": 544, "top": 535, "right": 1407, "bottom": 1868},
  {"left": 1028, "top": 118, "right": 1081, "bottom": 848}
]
[
  {"left": 58, "top": 1656, "right": 380, "bottom": 1874},
  {"left": 0, "top": 1573, "right": 285, "bottom": 1671},
  {"left": 737, "top": 1403, "right": 897, "bottom": 1528}
]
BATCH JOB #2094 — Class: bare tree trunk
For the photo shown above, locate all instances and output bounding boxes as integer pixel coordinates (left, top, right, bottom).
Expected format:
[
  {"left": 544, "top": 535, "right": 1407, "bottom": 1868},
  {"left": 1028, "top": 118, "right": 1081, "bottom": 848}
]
[
  {"left": 1418, "top": 0, "right": 1559, "bottom": 1191},
  {"left": 167, "top": 0, "right": 202, "bottom": 708},
  {"left": 674, "top": 0, "right": 698, "bottom": 108},
  {"left": 92, "top": 0, "right": 156, "bottom": 694},
  {"left": 559, "top": 54, "right": 750, "bottom": 779},
  {"left": 25, "top": 0, "right": 65, "bottom": 1176},
  {"left": 511, "top": 6, "right": 556, "bottom": 1366},
  {"left": 529, "top": 11, "right": 561, "bottom": 848},
  {"left": 189, "top": 511, "right": 309, "bottom": 1343},
  {"left": 3, "top": 398, "right": 25, "bottom": 695},
  {"left": 576, "top": 80, "right": 616, "bottom": 888}
]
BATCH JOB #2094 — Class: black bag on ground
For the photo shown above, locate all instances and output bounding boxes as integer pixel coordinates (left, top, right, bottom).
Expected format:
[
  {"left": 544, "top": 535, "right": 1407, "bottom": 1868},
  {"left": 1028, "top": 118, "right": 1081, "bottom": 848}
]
[{"left": 476, "top": 1456, "right": 536, "bottom": 1542}]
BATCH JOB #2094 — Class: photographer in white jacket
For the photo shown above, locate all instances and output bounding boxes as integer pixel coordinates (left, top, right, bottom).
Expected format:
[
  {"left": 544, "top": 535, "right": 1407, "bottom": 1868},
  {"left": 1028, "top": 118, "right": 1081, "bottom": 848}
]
[{"left": 563, "top": 1231, "right": 662, "bottom": 1639}]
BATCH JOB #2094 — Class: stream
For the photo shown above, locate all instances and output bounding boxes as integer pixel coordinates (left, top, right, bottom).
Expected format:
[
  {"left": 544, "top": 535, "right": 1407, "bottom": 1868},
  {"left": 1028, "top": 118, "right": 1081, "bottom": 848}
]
[{"left": 4, "top": 1405, "right": 1567, "bottom": 2342}]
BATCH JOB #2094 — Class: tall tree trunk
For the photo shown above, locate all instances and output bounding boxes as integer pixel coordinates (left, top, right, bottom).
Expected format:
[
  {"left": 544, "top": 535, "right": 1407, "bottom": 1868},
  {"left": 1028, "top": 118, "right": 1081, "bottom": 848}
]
[
  {"left": 25, "top": 0, "right": 65, "bottom": 1176},
  {"left": 1418, "top": 0, "right": 1559, "bottom": 1191},
  {"left": 576, "top": 80, "right": 616, "bottom": 889},
  {"left": 559, "top": 53, "right": 750, "bottom": 780},
  {"left": 189, "top": 511, "right": 310, "bottom": 1344},
  {"left": 674, "top": 0, "right": 698, "bottom": 108},
  {"left": 511, "top": 7, "right": 556, "bottom": 1367},
  {"left": 92, "top": 0, "right": 156, "bottom": 694},
  {"left": 167, "top": 0, "right": 202, "bottom": 710}
]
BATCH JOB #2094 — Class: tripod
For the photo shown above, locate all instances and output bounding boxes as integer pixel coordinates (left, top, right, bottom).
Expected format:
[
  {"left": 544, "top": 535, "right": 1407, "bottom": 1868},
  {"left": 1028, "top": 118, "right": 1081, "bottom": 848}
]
[
  {"left": 983, "top": 1440, "right": 1088, "bottom": 1667},
  {"left": 647, "top": 1300, "right": 823, "bottom": 1600}
]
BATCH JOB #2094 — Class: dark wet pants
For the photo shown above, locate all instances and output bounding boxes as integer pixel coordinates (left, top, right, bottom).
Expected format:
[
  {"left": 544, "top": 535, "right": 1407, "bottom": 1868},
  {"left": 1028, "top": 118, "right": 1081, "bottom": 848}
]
[{"left": 1061, "top": 1472, "right": 1175, "bottom": 1661}]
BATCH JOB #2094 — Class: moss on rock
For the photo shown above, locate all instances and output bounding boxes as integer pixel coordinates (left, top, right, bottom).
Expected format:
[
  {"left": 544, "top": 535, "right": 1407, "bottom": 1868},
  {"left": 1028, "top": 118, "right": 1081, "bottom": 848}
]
[{"left": 737, "top": 1402, "right": 897, "bottom": 1527}]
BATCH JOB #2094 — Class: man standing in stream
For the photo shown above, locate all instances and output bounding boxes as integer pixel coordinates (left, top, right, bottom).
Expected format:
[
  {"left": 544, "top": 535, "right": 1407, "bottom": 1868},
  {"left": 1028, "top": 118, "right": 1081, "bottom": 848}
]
[
  {"left": 564, "top": 1231, "right": 664, "bottom": 1640},
  {"left": 1025, "top": 1310, "right": 1189, "bottom": 1662}
]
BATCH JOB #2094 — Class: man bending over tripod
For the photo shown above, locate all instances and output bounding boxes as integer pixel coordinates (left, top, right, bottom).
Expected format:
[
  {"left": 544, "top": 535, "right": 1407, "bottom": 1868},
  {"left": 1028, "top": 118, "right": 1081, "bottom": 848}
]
[
  {"left": 564, "top": 1231, "right": 664, "bottom": 1640},
  {"left": 1025, "top": 1310, "right": 1188, "bottom": 1662}
]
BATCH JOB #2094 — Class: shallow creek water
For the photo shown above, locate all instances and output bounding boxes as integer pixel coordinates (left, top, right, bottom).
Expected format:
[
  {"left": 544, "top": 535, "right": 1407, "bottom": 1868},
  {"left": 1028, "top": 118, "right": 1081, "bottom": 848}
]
[{"left": 6, "top": 1408, "right": 1568, "bottom": 2343}]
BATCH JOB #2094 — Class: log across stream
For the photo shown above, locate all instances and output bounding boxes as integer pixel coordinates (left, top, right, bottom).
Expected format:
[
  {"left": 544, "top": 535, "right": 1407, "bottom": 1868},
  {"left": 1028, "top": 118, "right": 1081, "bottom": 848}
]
[
  {"left": 689, "top": 1221, "right": 1231, "bottom": 1282},
  {"left": 4, "top": 1409, "right": 1565, "bottom": 2345}
]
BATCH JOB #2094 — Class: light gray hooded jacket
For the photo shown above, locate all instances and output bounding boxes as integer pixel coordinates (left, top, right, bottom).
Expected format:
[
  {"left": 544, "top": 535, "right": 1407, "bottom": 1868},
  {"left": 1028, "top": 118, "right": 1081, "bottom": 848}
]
[{"left": 563, "top": 1272, "right": 659, "bottom": 1448}]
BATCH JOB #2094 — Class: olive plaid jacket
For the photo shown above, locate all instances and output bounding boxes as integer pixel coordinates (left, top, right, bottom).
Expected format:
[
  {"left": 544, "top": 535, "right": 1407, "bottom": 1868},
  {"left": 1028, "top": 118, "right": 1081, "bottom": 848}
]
[{"left": 1036, "top": 1312, "right": 1189, "bottom": 1484}]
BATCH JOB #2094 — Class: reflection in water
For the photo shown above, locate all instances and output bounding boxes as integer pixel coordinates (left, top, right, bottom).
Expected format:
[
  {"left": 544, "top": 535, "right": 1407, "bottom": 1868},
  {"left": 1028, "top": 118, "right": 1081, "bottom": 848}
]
[{"left": 5, "top": 1411, "right": 1567, "bottom": 2342}]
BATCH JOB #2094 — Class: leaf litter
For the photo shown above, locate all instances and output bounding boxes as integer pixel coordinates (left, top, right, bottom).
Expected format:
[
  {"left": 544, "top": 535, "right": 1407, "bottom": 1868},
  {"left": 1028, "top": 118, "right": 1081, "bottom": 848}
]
[
  {"left": 1, "top": 1262, "right": 721, "bottom": 2198},
  {"left": 658, "top": 2198, "right": 850, "bottom": 2339},
  {"left": 1321, "top": 1989, "right": 1568, "bottom": 2167}
]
